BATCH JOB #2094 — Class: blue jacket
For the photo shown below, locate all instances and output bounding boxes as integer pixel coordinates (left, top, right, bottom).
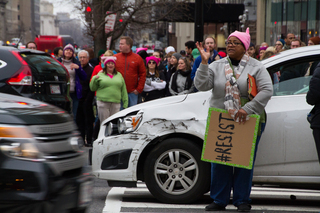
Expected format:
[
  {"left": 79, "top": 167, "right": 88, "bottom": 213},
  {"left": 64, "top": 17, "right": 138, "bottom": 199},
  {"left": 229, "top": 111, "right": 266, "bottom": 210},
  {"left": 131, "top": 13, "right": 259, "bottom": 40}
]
[
  {"left": 57, "top": 57, "right": 87, "bottom": 99},
  {"left": 191, "top": 49, "right": 220, "bottom": 80}
]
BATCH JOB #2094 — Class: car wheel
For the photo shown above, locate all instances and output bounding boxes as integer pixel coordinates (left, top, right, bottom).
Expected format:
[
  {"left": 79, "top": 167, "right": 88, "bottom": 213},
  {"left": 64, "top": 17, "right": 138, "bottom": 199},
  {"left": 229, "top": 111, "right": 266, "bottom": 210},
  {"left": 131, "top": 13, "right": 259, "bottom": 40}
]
[{"left": 144, "top": 138, "right": 210, "bottom": 204}]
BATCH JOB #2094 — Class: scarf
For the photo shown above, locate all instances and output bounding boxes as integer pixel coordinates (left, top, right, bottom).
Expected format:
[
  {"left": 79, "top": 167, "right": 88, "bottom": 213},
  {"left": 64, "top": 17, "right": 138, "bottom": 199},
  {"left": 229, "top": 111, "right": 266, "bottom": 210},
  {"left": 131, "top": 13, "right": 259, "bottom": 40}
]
[
  {"left": 224, "top": 53, "right": 250, "bottom": 122},
  {"left": 170, "top": 69, "right": 192, "bottom": 93}
]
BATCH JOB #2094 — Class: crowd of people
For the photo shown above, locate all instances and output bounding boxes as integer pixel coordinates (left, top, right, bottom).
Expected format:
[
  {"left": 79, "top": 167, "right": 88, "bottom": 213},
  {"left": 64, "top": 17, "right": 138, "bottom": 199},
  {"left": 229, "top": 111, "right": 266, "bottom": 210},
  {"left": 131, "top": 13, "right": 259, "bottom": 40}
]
[
  {"left": 23, "top": 29, "right": 320, "bottom": 212},
  {"left": 23, "top": 33, "right": 320, "bottom": 149}
]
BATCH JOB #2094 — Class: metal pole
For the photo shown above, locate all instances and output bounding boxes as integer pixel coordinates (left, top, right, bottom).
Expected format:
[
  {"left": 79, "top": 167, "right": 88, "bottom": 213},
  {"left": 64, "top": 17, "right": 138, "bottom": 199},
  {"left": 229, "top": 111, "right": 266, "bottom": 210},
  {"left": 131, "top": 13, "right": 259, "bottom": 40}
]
[{"left": 194, "top": 0, "right": 204, "bottom": 43}]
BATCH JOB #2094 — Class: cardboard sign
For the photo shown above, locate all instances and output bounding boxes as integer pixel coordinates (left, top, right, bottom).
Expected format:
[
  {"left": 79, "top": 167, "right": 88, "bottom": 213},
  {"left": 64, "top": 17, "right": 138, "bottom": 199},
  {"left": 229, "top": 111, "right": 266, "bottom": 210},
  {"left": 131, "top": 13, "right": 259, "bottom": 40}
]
[{"left": 201, "top": 108, "right": 260, "bottom": 170}]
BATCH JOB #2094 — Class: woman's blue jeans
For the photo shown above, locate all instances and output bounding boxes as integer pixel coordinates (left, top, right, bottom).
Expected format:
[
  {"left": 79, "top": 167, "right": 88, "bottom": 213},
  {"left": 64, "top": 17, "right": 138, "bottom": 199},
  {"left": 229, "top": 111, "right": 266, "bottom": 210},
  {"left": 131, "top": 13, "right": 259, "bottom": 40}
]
[{"left": 210, "top": 123, "right": 266, "bottom": 207}]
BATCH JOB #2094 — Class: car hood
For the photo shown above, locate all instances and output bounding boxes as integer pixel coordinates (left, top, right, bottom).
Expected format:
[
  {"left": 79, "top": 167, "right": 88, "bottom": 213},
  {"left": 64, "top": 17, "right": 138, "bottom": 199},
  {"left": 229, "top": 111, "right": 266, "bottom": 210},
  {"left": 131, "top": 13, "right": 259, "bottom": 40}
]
[
  {"left": 103, "top": 94, "right": 188, "bottom": 123},
  {"left": 0, "top": 93, "right": 72, "bottom": 125}
]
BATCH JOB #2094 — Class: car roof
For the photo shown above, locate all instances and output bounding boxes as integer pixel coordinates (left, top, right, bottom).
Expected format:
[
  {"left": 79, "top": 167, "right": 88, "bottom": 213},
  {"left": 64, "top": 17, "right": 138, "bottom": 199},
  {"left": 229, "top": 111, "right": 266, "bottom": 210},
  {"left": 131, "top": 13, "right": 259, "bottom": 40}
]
[
  {"left": 0, "top": 46, "right": 47, "bottom": 54},
  {"left": 261, "top": 45, "right": 320, "bottom": 68}
]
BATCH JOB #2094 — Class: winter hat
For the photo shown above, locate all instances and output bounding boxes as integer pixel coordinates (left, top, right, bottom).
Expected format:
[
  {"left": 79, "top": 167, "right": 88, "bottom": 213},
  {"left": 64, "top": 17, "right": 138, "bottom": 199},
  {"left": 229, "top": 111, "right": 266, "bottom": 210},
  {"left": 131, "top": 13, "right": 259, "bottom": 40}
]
[
  {"left": 98, "top": 49, "right": 106, "bottom": 57},
  {"left": 172, "top": 53, "right": 182, "bottom": 61},
  {"left": 309, "top": 36, "right": 320, "bottom": 45},
  {"left": 165, "top": 46, "right": 175, "bottom": 54},
  {"left": 136, "top": 47, "right": 148, "bottom": 54},
  {"left": 218, "top": 51, "right": 227, "bottom": 58},
  {"left": 146, "top": 56, "right": 161, "bottom": 65},
  {"left": 278, "top": 39, "right": 285, "bottom": 46},
  {"left": 63, "top": 44, "right": 74, "bottom": 53},
  {"left": 259, "top": 46, "right": 268, "bottom": 53},
  {"left": 101, "top": 56, "right": 117, "bottom": 66},
  {"left": 227, "top": 27, "right": 251, "bottom": 50},
  {"left": 249, "top": 42, "right": 255, "bottom": 48},
  {"left": 137, "top": 50, "right": 148, "bottom": 60},
  {"left": 192, "top": 48, "right": 200, "bottom": 59}
]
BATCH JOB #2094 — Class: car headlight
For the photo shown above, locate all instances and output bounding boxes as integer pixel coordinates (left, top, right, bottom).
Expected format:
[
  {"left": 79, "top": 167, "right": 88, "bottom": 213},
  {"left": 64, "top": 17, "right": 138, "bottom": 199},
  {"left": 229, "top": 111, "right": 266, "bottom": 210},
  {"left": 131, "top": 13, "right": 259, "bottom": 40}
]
[
  {"left": 117, "top": 112, "right": 143, "bottom": 134},
  {"left": 0, "top": 126, "right": 43, "bottom": 161},
  {"left": 69, "top": 135, "right": 84, "bottom": 152}
]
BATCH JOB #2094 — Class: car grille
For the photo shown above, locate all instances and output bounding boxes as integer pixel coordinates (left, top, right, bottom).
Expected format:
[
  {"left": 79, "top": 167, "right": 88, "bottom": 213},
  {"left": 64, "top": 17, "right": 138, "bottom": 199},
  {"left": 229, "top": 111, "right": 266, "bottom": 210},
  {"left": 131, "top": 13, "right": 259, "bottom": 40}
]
[
  {"left": 28, "top": 121, "right": 75, "bottom": 134},
  {"left": 26, "top": 121, "right": 85, "bottom": 175},
  {"left": 34, "top": 132, "right": 73, "bottom": 142}
]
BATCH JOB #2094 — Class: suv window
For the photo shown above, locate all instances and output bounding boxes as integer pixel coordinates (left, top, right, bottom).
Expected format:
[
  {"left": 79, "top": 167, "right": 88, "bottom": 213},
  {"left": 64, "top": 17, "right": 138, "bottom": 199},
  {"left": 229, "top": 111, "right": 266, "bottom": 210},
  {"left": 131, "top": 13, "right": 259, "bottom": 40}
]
[
  {"left": 267, "top": 56, "right": 320, "bottom": 96},
  {"left": 20, "top": 53, "right": 67, "bottom": 75}
]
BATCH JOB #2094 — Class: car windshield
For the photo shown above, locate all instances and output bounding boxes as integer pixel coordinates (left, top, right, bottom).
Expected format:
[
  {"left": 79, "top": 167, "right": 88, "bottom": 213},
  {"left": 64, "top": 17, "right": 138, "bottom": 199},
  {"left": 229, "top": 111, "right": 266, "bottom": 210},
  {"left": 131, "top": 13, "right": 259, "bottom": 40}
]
[{"left": 20, "top": 53, "right": 67, "bottom": 75}]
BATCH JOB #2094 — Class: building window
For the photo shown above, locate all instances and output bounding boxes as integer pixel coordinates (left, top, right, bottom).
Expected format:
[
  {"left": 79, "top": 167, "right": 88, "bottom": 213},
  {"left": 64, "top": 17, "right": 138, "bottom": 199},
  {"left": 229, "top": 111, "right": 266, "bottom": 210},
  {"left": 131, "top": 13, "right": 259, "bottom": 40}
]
[
  {"left": 18, "top": 5, "right": 20, "bottom": 10},
  {"left": 266, "top": 0, "right": 320, "bottom": 46},
  {"left": 18, "top": 15, "right": 20, "bottom": 20}
]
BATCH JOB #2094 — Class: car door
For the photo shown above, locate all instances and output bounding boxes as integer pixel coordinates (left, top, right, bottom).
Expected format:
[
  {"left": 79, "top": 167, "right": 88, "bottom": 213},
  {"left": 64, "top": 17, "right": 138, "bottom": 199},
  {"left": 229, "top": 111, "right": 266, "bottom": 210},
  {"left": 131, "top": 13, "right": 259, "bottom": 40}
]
[{"left": 254, "top": 55, "right": 320, "bottom": 180}]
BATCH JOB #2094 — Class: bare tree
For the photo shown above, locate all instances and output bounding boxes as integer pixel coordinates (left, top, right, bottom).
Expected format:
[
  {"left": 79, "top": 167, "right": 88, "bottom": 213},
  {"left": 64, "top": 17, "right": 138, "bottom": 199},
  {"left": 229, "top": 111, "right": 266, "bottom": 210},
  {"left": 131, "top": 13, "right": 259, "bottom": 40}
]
[{"left": 74, "top": 0, "right": 191, "bottom": 55}]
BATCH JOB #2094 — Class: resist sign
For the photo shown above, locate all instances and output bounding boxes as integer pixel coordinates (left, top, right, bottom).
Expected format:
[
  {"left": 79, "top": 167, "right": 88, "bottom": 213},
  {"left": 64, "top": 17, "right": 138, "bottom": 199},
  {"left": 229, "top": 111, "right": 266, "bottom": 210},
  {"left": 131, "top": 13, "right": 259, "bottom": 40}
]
[{"left": 201, "top": 108, "right": 260, "bottom": 170}]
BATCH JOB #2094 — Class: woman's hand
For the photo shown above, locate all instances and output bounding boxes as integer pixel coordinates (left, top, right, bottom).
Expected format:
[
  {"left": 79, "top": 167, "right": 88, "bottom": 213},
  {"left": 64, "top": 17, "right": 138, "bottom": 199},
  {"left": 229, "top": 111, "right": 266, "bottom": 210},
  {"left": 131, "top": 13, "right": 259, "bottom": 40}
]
[
  {"left": 235, "top": 109, "right": 248, "bottom": 124},
  {"left": 70, "top": 63, "right": 79, "bottom": 69},
  {"left": 195, "top": 41, "right": 210, "bottom": 64}
]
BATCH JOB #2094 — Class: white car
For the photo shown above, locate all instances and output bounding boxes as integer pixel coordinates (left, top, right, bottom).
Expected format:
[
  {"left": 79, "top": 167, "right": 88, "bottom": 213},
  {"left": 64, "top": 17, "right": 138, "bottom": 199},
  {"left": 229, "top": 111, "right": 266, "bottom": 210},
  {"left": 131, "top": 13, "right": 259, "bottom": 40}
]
[{"left": 92, "top": 45, "right": 320, "bottom": 204}]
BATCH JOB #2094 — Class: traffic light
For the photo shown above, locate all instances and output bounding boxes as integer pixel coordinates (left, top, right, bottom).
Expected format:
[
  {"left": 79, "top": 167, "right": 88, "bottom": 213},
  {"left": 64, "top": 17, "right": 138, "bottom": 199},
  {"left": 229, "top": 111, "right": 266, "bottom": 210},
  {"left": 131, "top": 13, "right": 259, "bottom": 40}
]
[{"left": 85, "top": 5, "right": 93, "bottom": 23}]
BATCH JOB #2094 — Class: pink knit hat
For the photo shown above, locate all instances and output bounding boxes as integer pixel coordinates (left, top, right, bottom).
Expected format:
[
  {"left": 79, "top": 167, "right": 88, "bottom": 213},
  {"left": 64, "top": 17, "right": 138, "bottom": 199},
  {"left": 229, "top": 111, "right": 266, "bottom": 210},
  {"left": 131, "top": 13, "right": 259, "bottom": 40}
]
[
  {"left": 101, "top": 56, "right": 117, "bottom": 66},
  {"left": 136, "top": 47, "right": 148, "bottom": 54},
  {"left": 227, "top": 27, "right": 251, "bottom": 50},
  {"left": 146, "top": 56, "right": 160, "bottom": 65}
]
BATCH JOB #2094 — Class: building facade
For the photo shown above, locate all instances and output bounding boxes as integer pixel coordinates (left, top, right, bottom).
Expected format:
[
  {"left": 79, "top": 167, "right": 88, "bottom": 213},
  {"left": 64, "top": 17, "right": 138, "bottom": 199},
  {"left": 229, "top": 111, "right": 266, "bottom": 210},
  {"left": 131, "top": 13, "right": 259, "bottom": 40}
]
[
  {"left": 0, "top": 0, "right": 40, "bottom": 44},
  {"left": 56, "top": 12, "right": 82, "bottom": 47},
  {"left": 172, "top": 0, "right": 320, "bottom": 53},
  {"left": 264, "top": 0, "right": 320, "bottom": 45},
  {"left": 40, "top": 0, "right": 59, "bottom": 35}
]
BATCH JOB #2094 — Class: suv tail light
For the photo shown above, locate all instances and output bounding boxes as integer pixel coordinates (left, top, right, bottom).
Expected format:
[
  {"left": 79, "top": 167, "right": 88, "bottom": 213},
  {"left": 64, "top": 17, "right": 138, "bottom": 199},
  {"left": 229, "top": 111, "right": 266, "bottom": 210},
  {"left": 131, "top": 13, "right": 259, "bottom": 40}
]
[{"left": 7, "top": 51, "right": 32, "bottom": 86}]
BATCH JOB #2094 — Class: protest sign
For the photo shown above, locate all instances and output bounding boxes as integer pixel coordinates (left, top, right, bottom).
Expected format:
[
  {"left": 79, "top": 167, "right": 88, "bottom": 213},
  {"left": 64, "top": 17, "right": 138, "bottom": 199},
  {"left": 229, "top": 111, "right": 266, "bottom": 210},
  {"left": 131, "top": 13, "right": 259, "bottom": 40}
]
[{"left": 201, "top": 108, "right": 260, "bottom": 169}]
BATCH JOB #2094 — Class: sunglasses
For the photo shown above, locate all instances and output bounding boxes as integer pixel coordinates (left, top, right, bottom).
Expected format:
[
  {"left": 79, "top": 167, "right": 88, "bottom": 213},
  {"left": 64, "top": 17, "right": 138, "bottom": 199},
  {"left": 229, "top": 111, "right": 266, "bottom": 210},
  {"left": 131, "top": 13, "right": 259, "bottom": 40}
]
[{"left": 148, "top": 61, "right": 156, "bottom": 64}]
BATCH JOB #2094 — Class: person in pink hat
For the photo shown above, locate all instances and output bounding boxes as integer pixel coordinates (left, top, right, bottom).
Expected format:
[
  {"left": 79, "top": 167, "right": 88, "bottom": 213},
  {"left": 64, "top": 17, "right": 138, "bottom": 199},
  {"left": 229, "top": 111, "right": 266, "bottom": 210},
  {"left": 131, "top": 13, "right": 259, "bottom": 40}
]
[
  {"left": 194, "top": 28, "right": 273, "bottom": 212},
  {"left": 90, "top": 56, "right": 128, "bottom": 123},
  {"left": 142, "top": 56, "right": 166, "bottom": 102}
]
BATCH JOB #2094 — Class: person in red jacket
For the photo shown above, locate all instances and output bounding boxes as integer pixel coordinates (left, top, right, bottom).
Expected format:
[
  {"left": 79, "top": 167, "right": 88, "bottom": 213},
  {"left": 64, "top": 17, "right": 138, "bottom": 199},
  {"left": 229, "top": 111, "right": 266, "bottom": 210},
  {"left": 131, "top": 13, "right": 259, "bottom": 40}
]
[{"left": 114, "top": 36, "right": 146, "bottom": 107}]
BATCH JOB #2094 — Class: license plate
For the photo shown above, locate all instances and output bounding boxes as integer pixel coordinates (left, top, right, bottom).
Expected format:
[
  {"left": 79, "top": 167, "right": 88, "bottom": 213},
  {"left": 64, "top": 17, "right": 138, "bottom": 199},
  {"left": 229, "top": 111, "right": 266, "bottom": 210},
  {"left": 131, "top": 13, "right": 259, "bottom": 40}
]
[
  {"left": 50, "top": 84, "right": 61, "bottom": 94},
  {"left": 78, "top": 181, "right": 93, "bottom": 207}
]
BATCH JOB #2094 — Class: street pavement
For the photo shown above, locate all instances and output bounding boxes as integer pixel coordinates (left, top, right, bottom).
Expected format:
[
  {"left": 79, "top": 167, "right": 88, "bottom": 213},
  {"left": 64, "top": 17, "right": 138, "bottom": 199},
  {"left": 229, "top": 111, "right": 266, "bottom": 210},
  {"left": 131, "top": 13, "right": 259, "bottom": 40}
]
[
  {"left": 103, "top": 183, "right": 320, "bottom": 213},
  {"left": 83, "top": 148, "right": 320, "bottom": 213}
]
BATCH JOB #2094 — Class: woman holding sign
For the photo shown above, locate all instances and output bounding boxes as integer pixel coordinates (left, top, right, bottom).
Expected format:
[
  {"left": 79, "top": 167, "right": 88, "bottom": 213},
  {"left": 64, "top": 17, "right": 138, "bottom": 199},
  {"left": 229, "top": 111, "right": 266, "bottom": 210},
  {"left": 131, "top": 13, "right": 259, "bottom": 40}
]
[{"left": 194, "top": 28, "right": 273, "bottom": 211}]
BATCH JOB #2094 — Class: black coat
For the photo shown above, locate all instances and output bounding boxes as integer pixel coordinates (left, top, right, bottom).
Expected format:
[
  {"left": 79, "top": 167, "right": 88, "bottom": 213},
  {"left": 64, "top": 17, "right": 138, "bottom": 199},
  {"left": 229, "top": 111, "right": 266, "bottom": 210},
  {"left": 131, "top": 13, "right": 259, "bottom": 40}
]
[{"left": 306, "top": 62, "right": 320, "bottom": 129}]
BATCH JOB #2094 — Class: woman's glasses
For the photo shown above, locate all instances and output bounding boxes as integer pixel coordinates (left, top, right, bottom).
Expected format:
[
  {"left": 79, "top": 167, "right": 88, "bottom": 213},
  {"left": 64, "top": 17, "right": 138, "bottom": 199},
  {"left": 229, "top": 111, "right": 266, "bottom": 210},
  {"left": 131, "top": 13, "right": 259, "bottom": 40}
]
[
  {"left": 225, "top": 41, "right": 242, "bottom": 46},
  {"left": 148, "top": 61, "right": 156, "bottom": 64}
]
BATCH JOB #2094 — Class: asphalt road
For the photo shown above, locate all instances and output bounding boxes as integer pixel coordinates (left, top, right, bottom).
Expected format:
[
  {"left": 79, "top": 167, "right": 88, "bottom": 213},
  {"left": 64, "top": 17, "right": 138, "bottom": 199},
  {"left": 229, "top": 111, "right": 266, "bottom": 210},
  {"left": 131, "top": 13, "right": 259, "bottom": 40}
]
[{"left": 83, "top": 148, "right": 320, "bottom": 213}]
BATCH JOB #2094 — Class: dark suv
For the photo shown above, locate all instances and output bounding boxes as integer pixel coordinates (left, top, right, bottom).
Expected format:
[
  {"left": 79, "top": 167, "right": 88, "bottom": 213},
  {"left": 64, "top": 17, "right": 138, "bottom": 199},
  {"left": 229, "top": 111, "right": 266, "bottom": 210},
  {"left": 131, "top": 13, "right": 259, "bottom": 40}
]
[
  {"left": 0, "top": 46, "right": 71, "bottom": 112},
  {"left": 0, "top": 92, "right": 92, "bottom": 212}
]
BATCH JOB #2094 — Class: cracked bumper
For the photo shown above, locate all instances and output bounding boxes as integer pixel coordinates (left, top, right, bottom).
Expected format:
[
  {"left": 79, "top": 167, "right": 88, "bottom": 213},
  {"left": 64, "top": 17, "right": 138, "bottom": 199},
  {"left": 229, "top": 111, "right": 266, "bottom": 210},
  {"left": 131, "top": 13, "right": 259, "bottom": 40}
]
[{"left": 92, "top": 133, "right": 147, "bottom": 181}]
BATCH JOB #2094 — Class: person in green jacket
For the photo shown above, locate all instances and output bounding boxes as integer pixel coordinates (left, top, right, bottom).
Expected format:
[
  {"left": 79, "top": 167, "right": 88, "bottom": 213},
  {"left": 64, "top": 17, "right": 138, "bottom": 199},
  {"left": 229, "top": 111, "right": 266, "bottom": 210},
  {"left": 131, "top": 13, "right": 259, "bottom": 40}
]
[{"left": 90, "top": 56, "right": 128, "bottom": 123}]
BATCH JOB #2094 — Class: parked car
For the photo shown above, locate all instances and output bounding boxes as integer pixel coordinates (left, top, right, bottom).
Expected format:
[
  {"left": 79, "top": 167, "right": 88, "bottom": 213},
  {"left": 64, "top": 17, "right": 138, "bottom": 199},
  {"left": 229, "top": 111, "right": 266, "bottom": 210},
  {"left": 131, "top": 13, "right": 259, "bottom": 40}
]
[
  {"left": 0, "top": 93, "right": 92, "bottom": 212},
  {"left": 0, "top": 46, "right": 71, "bottom": 113},
  {"left": 92, "top": 45, "right": 320, "bottom": 204}
]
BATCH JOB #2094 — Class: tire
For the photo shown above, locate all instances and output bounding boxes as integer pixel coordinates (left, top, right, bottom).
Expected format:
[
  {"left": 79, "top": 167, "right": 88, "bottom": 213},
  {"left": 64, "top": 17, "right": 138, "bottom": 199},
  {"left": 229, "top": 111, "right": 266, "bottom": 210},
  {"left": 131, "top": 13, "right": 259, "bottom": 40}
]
[{"left": 144, "top": 138, "right": 210, "bottom": 204}]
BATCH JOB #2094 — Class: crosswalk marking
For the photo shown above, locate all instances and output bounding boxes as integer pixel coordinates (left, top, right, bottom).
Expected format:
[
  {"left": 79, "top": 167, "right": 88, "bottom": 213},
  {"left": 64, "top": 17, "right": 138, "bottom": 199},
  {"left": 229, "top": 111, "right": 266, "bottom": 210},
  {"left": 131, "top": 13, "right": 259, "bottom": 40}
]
[
  {"left": 103, "top": 187, "right": 126, "bottom": 213},
  {"left": 104, "top": 183, "right": 320, "bottom": 212}
]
